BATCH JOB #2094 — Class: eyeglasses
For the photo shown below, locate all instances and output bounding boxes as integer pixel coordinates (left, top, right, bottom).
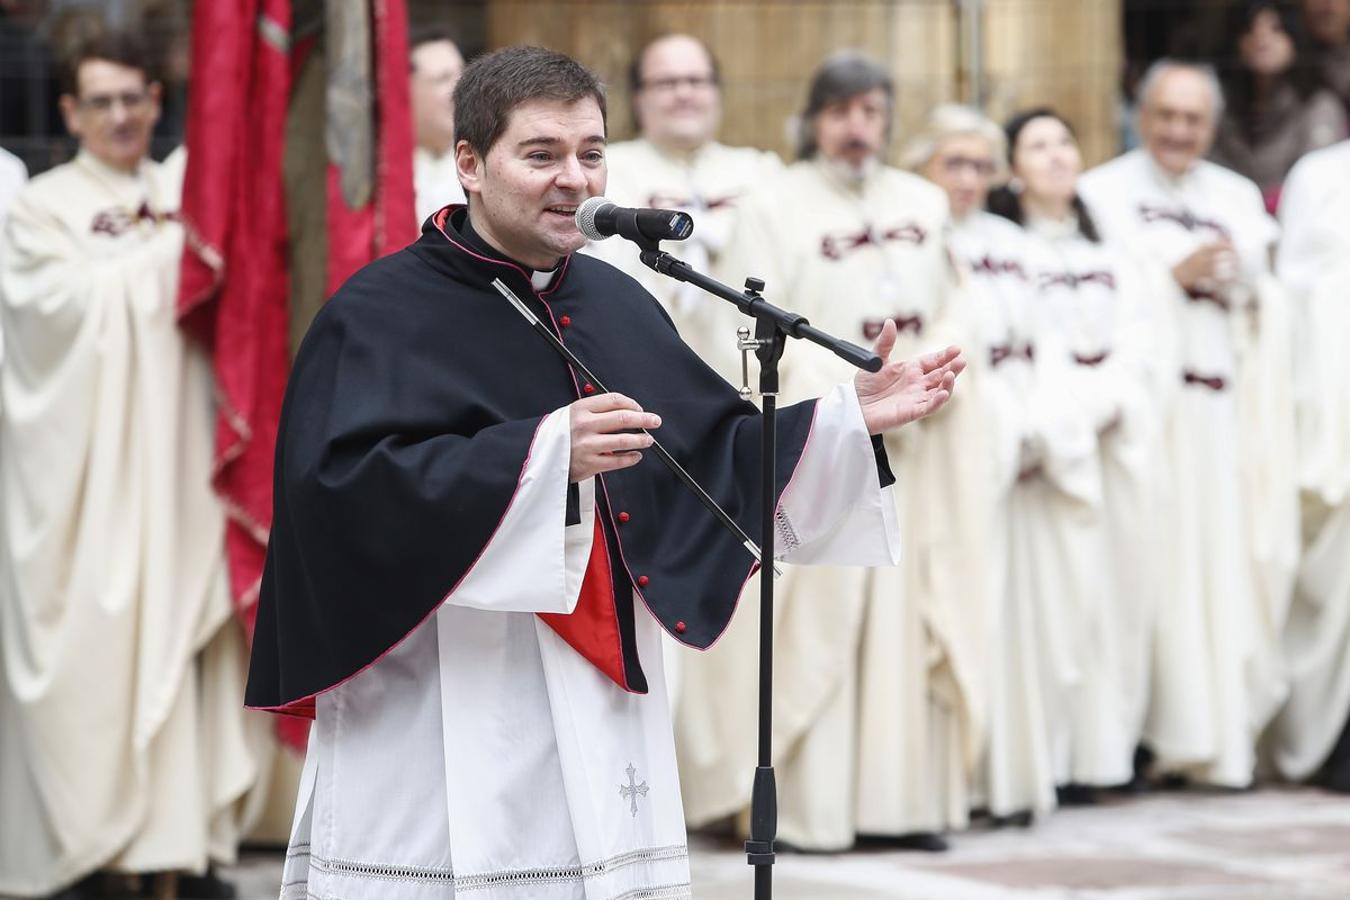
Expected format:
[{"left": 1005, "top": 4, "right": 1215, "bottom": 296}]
[
  {"left": 638, "top": 75, "right": 718, "bottom": 93},
  {"left": 939, "top": 155, "right": 996, "bottom": 176},
  {"left": 79, "top": 91, "right": 150, "bottom": 115}
]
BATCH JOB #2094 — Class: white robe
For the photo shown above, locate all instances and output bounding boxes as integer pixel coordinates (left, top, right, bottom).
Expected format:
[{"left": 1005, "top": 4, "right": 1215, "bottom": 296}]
[
  {"left": 0, "top": 146, "right": 27, "bottom": 391},
  {"left": 678, "top": 159, "right": 986, "bottom": 847},
  {"left": 584, "top": 139, "right": 782, "bottom": 382},
  {"left": 280, "top": 376, "right": 901, "bottom": 900},
  {"left": 947, "top": 211, "right": 1056, "bottom": 817},
  {"left": 0, "top": 151, "right": 263, "bottom": 896},
  {"left": 1080, "top": 150, "right": 1298, "bottom": 787},
  {"left": 1271, "top": 141, "right": 1350, "bottom": 781},
  {"left": 1019, "top": 215, "right": 1169, "bottom": 790},
  {"left": 415, "top": 145, "right": 467, "bottom": 226}
]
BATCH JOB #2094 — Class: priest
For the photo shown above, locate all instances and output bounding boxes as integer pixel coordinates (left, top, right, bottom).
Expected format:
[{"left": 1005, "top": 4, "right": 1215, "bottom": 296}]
[
  {"left": 680, "top": 53, "right": 988, "bottom": 852},
  {"left": 1271, "top": 138, "right": 1350, "bottom": 791},
  {"left": 1078, "top": 60, "right": 1298, "bottom": 789},
  {"left": 0, "top": 32, "right": 261, "bottom": 899},
  {"left": 246, "top": 46, "right": 964, "bottom": 900}
]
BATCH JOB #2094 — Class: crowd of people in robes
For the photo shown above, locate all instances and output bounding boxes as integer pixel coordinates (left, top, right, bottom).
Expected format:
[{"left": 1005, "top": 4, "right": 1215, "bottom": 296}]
[
  {"left": 589, "top": 31, "right": 1350, "bottom": 855},
  {"left": 1, "top": 2, "right": 1349, "bottom": 897}
]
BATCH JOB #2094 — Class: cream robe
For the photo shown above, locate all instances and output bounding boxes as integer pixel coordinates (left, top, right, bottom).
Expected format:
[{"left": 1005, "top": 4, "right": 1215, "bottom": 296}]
[
  {"left": 948, "top": 211, "right": 1056, "bottom": 817},
  {"left": 677, "top": 159, "right": 987, "bottom": 847},
  {"left": 0, "top": 147, "right": 26, "bottom": 390},
  {"left": 584, "top": 139, "right": 783, "bottom": 382},
  {"left": 279, "top": 380, "right": 900, "bottom": 900},
  {"left": 1020, "top": 215, "right": 1169, "bottom": 790},
  {"left": 0, "top": 151, "right": 263, "bottom": 896},
  {"left": 415, "top": 145, "right": 467, "bottom": 226},
  {"left": 1080, "top": 150, "right": 1298, "bottom": 787},
  {"left": 1271, "top": 141, "right": 1350, "bottom": 781}
]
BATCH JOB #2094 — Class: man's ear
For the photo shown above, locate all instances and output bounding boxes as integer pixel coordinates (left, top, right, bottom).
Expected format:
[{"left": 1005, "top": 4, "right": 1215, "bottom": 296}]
[
  {"left": 455, "top": 139, "right": 484, "bottom": 196},
  {"left": 146, "top": 80, "right": 163, "bottom": 127},
  {"left": 58, "top": 93, "right": 81, "bottom": 140}
]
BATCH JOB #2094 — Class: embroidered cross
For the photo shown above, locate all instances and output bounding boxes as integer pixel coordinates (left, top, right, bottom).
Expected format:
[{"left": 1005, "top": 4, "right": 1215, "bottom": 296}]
[{"left": 620, "top": 763, "right": 649, "bottom": 817}]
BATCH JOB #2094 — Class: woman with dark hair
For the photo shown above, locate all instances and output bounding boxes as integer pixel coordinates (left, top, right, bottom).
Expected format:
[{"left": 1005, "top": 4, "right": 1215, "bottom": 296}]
[
  {"left": 990, "top": 109, "right": 1173, "bottom": 805},
  {"left": 1211, "top": 0, "right": 1347, "bottom": 210}
]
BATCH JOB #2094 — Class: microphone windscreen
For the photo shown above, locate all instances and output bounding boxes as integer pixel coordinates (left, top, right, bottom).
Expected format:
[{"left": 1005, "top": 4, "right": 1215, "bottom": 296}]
[{"left": 575, "top": 196, "right": 613, "bottom": 241}]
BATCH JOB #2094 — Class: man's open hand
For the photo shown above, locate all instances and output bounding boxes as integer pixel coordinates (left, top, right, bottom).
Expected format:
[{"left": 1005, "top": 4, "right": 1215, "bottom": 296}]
[
  {"left": 569, "top": 393, "right": 660, "bottom": 482},
  {"left": 853, "top": 319, "right": 965, "bottom": 435}
]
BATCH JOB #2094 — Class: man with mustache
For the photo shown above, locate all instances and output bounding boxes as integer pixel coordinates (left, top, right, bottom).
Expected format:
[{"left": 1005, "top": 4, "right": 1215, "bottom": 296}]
[
  {"left": 0, "top": 31, "right": 259, "bottom": 900},
  {"left": 586, "top": 33, "right": 781, "bottom": 382},
  {"left": 679, "top": 52, "right": 989, "bottom": 853},
  {"left": 245, "top": 46, "right": 965, "bottom": 899},
  {"left": 1079, "top": 60, "right": 1298, "bottom": 790}
]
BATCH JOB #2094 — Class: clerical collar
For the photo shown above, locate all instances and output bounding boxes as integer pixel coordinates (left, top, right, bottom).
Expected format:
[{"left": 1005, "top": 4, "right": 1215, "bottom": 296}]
[{"left": 453, "top": 207, "right": 563, "bottom": 292}]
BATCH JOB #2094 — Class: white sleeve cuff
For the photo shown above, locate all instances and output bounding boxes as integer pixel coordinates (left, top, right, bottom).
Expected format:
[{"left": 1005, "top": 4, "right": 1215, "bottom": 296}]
[
  {"left": 444, "top": 406, "right": 595, "bottom": 614},
  {"left": 773, "top": 382, "right": 902, "bottom": 566}
]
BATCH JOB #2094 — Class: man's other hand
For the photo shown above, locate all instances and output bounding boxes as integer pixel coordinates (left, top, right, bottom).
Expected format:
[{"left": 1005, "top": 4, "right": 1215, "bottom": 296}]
[
  {"left": 854, "top": 319, "right": 965, "bottom": 435},
  {"left": 569, "top": 393, "right": 660, "bottom": 482}
]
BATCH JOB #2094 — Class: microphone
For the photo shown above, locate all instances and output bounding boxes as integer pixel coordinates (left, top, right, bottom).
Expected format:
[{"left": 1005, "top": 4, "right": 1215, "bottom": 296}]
[{"left": 575, "top": 197, "right": 694, "bottom": 244}]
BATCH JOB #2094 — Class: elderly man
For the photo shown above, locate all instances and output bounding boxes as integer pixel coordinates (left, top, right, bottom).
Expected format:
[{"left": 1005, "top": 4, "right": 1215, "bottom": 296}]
[
  {"left": 1079, "top": 60, "right": 1298, "bottom": 789},
  {"left": 586, "top": 34, "right": 780, "bottom": 380},
  {"left": 248, "top": 46, "right": 964, "bottom": 899},
  {"left": 410, "top": 26, "right": 466, "bottom": 224},
  {"left": 0, "top": 32, "right": 260, "bottom": 899},
  {"left": 678, "top": 52, "right": 987, "bottom": 852},
  {"left": 1272, "top": 138, "right": 1350, "bottom": 793}
]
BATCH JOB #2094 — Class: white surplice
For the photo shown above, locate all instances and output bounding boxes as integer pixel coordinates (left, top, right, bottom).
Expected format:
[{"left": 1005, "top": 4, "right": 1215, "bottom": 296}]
[
  {"left": 676, "top": 159, "right": 986, "bottom": 847},
  {"left": 0, "top": 151, "right": 263, "bottom": 896},
  {"left": 583, "top": 139, "right": 782, "bottom": 382},
  {"left": 1271, "top": 141, "right": 1350, "bottom": 781},
  {"left": 1080, "top": 150, "right": 1298, "bottom": 787},
  {"left": 1019, "top": 214, "right": 1170, "bottom": 790},
  {"left": 415, "top": 145, "right": 467, "bottom": 227},
  {"left": 947, "top": 211, "right": 1056, "bottom": 818},
  {"left": 280, "top": 378, "right": 900, "bottom": 900}
]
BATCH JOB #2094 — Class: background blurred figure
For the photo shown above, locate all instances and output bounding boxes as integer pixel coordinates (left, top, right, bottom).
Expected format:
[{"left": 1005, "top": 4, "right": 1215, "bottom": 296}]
[
  {"left": 1272, "top": 137, "right": 1350, "bottom": 794},
  {"left": 908, "top": 105, "right": 1055, "bottom": 826},
  {"left": 1080, "top": 60, "right": 1298, "bottom": 791},
  {"left": 680, "top": 52, "right": 987, "bottom": 853},
  {"left": 410, "top": 25, "right": 465, "bottom": 224},
  {"left": 0, "top": 31, "right": 261, "bottom": 899},
  {"left": 992, "top": 109, "right": 1169, "bottom": 806},
  {"left": 1301, "top": 0, "right": 1350, "bottom": 113},
  {"left": 1210, "top": 0, "right": 1345, "bottom": 211},
  {"left": 586, "top": 33, "right": 781, "bottom": 382}
]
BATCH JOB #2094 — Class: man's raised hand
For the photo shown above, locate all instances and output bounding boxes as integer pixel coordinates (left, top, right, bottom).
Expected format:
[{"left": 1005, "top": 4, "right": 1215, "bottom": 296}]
[
  {"left": 569, "top": 393, "right": 660, "bottom": 482},
  {"left": 853, "top": 318, "right": 965, "bottom": 435}
]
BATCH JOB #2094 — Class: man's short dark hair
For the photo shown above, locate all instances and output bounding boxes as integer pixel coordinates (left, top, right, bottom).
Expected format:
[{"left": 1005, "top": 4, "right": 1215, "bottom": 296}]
[
  {"left": 59, "top": 30, "right": 151, "bottom": 96},
  {"left": 409, "top": 24, "right": 458, "bottom": 69},
  {"left": 453, "top": 46, "right": 607, "bottom": 156}
]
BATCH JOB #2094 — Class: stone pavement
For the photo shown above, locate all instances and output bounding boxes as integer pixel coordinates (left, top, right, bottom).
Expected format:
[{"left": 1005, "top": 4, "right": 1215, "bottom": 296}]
[{"left": 224, "top": 785, "right": 1350, "bottom": 898}]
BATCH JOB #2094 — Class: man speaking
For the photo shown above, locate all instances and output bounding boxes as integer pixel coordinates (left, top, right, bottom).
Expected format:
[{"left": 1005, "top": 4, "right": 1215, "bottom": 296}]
[{"left": 246, "top": 46, "right": 963, "bottom": 899}]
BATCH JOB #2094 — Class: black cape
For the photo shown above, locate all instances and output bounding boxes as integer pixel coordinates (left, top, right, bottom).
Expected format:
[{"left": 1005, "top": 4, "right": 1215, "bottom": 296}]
[{"left": 245, "top": 207, "right": 883, "bottom": 714}]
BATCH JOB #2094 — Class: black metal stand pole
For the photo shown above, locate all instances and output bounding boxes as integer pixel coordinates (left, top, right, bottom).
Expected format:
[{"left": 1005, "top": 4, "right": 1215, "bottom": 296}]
[
  {"left": 634, "top": 247, "right": 881, "bottom": 900},
  {"left": 746, "top": 302, "right": 786, "bottom": 900}
]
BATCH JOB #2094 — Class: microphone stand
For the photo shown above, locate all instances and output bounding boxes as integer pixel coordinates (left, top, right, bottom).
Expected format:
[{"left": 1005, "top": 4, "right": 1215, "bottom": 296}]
[{"left": 634, "top": 239, "right": 880, "bottom": 900}]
